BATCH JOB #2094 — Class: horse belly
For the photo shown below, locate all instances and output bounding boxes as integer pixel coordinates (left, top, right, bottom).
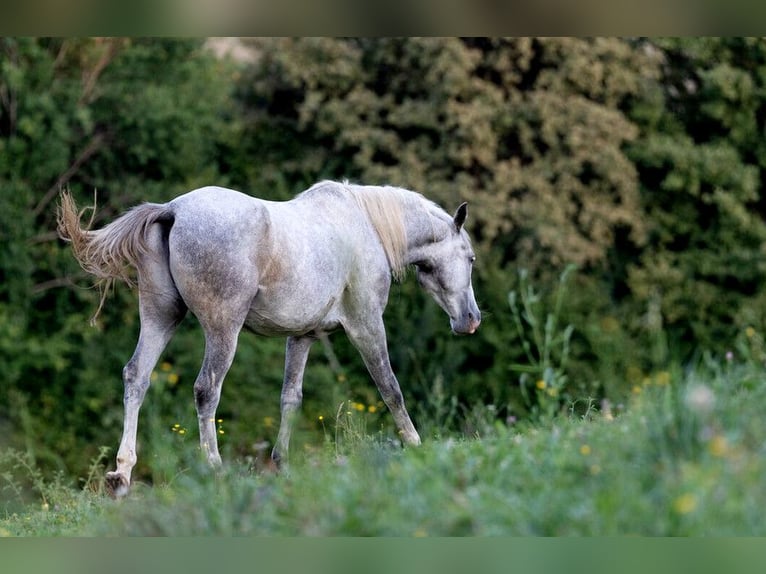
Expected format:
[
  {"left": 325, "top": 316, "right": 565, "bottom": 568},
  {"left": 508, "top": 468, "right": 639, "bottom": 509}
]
[{"left": 245, "top": 290, "right": 340, "bottom": 337}]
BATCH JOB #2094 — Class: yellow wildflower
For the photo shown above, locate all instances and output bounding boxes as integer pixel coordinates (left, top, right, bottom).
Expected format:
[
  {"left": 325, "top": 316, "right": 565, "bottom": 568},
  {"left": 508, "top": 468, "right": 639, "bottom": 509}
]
[
  {"left": 579, "top": 444, "right": 591, "bottom": 456},
  {"left": 535, "top": 380, "right": 546, "bottom": 390},
  {"left": 673, "top": 493, "right": 697, "bottom": 515},
  {"left": 368, "top": 405, "right": 377, "bottom": 413},
  {"left": 626, "top": 365, "right": 643, "bottom": 383},
  {"left": 168, "top": 373, "right": 179, "bottom": 385},
  {"left": 263, "top": 416, "right": 274, "bottom": 428},
  {"left": 746, "top": 326, "right": 756, "bottom": 338},
  {"left": 708, "top": 435, "right": 728, "bottom": 457},
  {"left": 161, "top": 362, "right": 173, "bottom": 372},
  {"left": 654, "top": 371, "right": 671, "bottom": 386}
]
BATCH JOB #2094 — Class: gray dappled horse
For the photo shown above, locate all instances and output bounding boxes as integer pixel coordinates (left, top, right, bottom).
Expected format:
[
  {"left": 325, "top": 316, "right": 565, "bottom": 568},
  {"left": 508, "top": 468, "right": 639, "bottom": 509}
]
[{"left": 58, "top": 180, "right": 481, "bottom": 497}]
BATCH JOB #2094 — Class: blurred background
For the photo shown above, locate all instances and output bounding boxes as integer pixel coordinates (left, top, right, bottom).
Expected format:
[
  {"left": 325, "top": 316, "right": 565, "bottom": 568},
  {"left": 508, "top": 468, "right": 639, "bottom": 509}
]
[{"left": 3, "top": 37, "right": 766, "bottom": 483}]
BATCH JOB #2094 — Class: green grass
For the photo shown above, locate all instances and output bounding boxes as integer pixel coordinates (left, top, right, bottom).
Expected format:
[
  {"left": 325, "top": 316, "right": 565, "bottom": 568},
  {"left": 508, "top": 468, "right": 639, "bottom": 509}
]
[{"left": 2, "top": 358, "right": 766, "bottom": 536}]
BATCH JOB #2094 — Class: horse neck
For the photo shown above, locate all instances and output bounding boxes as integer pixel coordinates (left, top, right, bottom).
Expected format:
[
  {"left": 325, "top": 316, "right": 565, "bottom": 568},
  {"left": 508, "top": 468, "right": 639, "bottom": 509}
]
[{"left": 401, "top": 198, "right": 452, "bottom": 264}]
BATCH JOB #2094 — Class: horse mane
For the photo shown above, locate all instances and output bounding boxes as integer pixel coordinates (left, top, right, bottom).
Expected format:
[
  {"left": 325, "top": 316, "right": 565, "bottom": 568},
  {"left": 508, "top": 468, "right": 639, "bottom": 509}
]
[
  {"left": 306, "top": 180, "right": 432, "bottom": 281},
  {"left": 348, "top": 183, "right": 412, "bottom": 281}
]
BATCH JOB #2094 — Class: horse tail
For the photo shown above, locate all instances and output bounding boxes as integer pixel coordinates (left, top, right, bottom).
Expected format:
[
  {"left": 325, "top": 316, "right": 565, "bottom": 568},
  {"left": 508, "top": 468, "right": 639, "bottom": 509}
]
[{"left": 57, "top": 190, "right": 174, "bottom": 322}]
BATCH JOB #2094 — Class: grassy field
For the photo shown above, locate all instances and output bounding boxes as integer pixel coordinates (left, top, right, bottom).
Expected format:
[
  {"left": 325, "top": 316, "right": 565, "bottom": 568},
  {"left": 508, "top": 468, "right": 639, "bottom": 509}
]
[{"left": 1, "top": 357, "right": 765, "bottom": 536}]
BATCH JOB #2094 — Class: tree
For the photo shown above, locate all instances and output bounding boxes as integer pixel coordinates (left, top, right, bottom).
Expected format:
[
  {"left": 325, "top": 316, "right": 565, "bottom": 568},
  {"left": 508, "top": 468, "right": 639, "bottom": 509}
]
[
  {"left": 627, "top": 38, "right": 766, "bottom": 355},
  {"left": 233, "top": 37, "right": 658, "bottom": 414},
  {"left": 238, "top": 38, "right": 652, "bottom": 270}
]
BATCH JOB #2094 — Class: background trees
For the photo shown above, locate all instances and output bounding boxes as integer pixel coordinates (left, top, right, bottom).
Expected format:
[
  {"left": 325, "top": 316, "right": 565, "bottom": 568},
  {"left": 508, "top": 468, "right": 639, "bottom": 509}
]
[
  {"left": 628, "top": 38, "right": 766, "bottom": 352},
  {"left": 3, "top": 37, "right": 766, "bottom": 481}
]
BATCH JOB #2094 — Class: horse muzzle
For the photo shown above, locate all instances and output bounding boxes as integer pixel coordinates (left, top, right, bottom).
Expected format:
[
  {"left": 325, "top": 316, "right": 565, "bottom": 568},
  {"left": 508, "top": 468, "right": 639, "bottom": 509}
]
[{"left": 451, "top": 311, "right": 481, "bottom": 335}]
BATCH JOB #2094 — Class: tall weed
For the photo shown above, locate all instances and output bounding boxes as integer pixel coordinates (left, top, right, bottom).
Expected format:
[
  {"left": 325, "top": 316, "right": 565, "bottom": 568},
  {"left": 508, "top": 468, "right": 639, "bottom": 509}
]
[
  {"left": 0, "top": 446, "right": 110, "bottom": 535},
  {"left": 509, "top": 265, "right": 577, "bottom": 420}
]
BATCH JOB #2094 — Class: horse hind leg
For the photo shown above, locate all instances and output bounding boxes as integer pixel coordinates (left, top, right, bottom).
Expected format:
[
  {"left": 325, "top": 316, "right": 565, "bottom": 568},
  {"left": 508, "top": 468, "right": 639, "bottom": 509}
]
[
  {"left": 193, "top": 319, "right": 244, "bottom": 467},
  {"left": 105, "top": 223, "right": 186, "bottom": 498},
  {"left": 106, "top": 281, "right": 186, "bottom": 498},
  {"left": 271, "top": 335, "right": 315, "bottom": 469}
]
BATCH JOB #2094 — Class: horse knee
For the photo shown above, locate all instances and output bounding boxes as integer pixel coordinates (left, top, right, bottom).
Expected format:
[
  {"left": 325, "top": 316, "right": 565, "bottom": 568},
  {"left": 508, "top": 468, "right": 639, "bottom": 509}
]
[{"left": 281, "top": 389, "right": 302, "bottom": 409}]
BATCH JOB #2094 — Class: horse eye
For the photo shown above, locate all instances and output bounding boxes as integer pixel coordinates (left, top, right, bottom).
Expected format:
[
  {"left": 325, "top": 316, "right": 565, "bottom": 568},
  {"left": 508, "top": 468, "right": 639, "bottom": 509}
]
[
  {"left": 417, "top": 262, "right": 433, "bottom": 273},
  {"left": 469, "top": 256, "right": 476, "bottom": 264}
]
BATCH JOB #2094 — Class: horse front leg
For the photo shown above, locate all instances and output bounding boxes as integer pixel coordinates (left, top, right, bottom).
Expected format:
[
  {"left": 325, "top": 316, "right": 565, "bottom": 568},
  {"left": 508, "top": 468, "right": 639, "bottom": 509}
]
[
  {"left": 272, "top": 335, "right": 314, "bottom": 469},
  {"left": 345, "top": 318, "right": 421, "bottom": 446}
]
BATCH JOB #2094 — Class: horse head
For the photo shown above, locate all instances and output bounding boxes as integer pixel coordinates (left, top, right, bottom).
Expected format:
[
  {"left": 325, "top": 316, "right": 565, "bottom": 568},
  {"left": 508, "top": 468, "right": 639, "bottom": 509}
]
[{"left": 412, "top": 203, "right": 481, "bottom": 335}]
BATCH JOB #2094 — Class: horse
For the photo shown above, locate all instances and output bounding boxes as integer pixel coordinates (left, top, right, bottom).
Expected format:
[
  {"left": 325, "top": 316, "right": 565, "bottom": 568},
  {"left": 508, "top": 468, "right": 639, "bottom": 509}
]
[{"left": 57, "top": 180, "right": 481, "bottom": 497}]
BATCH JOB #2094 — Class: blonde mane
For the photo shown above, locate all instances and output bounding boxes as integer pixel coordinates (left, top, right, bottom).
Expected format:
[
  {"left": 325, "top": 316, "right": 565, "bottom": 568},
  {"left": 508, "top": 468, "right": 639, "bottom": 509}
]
[
  {"left": 345, "top": 183, "right": 412, "bottom": 281},
  {"left": 305, "top": 180, "right": 440, "bottom": 281}
]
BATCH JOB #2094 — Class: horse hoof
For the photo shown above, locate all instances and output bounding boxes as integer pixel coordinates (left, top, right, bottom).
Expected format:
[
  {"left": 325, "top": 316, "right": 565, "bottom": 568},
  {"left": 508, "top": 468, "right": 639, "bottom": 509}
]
[
  {"left": 104, "top": 471, "right": 130, "bottom": 499},
  {"left": 398, "top": 430, "right": 421, "bottom": 446}
]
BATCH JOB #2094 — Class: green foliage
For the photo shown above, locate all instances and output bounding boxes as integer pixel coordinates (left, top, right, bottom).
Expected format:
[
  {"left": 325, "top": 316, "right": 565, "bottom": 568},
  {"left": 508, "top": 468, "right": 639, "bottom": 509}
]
[
  {"left": 0, "top": 445, "right": 108, "bottom": 532},
  {"left": 627, "top": 38, "right": 766, "bottom": 355},
  {"left": 0, "top": 38, "right": 237, "bottom": 480},
  {"left": 238, "top": 38, "right": 649, "bottom": 269},
  {"left": 509, "top": 265, "right": 577, "bottom": 420},
  {"left": 3, "top": 357, "right": 765, "bottom": 536}
]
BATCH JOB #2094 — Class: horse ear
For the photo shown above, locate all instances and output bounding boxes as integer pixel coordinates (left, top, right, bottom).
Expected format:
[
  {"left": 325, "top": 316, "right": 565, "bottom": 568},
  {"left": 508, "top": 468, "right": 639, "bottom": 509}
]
[{"left": 453, "top": 202, "right": 468, "bottom": 231}]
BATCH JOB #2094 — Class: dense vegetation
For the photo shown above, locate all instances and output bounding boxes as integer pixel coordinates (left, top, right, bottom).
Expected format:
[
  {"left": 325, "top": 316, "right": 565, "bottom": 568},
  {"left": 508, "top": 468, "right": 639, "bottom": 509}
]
[
  {"left": 2, "top": 38, "right": 766, "bottom": 505},
  {"left": 2, "top": 359, "right": 765, "bottom": 535}
]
